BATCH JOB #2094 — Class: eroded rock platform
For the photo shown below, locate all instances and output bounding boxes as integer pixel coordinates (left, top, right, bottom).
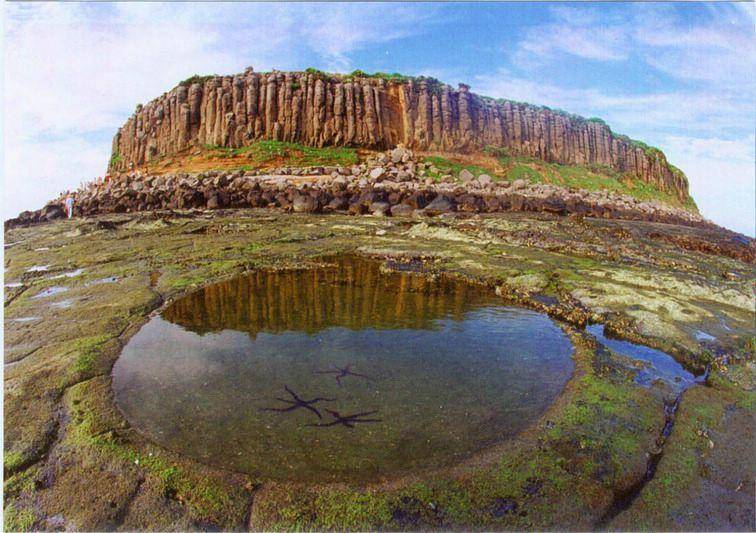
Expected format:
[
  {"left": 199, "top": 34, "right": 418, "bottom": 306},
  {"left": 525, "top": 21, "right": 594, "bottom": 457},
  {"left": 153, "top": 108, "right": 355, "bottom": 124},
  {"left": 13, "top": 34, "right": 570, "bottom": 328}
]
[{"left": 4, "top": 210, "right": 754, "bottom": 530}]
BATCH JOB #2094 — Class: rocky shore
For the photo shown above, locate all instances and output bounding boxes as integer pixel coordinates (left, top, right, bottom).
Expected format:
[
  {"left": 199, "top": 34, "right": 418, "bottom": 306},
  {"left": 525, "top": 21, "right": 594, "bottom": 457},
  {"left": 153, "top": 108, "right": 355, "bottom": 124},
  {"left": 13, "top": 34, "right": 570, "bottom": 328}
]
[
  {"left": 8, "top": 147, "right": 708, "bottom": 230},
  {"left": 5, "top": 209, "right": 754, "bottom": 531}
]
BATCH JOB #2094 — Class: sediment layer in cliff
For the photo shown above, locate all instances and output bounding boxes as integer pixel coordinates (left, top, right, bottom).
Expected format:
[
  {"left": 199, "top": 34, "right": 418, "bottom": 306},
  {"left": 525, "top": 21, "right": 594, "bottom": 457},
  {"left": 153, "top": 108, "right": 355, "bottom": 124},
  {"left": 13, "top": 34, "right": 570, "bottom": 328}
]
[{"left": 110, "top": 68, "right": 690, "bottom": 202}]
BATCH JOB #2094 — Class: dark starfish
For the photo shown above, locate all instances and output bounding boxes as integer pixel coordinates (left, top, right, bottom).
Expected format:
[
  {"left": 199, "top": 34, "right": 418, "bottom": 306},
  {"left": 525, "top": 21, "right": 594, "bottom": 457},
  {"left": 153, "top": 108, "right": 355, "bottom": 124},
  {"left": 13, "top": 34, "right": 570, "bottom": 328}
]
[
  {"left": 314, "top": 363, "right": 372, "bottom": 387},
  {"left": 259, "top": 385, "right": 335, "bottom": 419},
  {"left": 306, "top": 408, "right": 382, "bottom": 428}
]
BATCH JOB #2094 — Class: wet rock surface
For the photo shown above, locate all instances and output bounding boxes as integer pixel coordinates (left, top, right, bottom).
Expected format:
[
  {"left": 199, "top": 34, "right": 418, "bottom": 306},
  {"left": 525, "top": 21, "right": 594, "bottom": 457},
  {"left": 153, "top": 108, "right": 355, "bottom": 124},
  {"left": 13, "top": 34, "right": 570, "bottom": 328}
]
[{"left": 4, "top": 211, "right": 754, "bottom": 530}]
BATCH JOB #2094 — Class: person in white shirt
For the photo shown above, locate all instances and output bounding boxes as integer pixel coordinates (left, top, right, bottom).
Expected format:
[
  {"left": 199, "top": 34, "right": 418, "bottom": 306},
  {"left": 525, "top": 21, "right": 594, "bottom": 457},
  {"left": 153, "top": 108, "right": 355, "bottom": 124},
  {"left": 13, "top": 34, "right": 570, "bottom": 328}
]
[{"left": 65, "top": 194, "right": 75, "bottom": 219}]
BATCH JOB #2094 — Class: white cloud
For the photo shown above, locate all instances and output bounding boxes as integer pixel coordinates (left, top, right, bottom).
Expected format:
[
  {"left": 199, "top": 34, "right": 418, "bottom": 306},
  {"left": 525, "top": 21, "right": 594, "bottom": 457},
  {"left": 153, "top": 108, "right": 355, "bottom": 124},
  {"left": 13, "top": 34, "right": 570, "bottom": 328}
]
[
  {"left": 3, "top": 3, "right": 434, "bottom": 217},
  {"left": 662, "top": 135, "right": 755, "bottom": 236},
  {"left": 511, "top": 3, "right": 755, "bottom": 89},
  {"left": 473, "top": 69, "right": 749, "bottom": 135},
  {"left": 512, "top": 7, "right": 629, "bottom": 65},
  {"left": 517, "top": 25, "right": 627, "bottom": 62},
  {"left": 4, "top": 137, "right": 109, "bottom": 214},
  {"left": 634, "top": 9, "right": 755, "bottom": 86},
  {"left": 491, "top": 3, "right": 755, "bottom": 234},
  {"left": 5, "top": 3, "right": 238, "bottom": 138}
]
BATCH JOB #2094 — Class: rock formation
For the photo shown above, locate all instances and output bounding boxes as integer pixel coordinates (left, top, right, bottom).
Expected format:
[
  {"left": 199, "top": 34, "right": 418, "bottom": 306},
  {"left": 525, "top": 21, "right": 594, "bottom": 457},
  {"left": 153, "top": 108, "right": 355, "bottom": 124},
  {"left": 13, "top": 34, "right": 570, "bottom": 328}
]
[
  {"left": 109, "top": 68, "right": 690, "bottom": 201},
  {"left": 11, "top": 147, "right": 716, "bottom": 236}
]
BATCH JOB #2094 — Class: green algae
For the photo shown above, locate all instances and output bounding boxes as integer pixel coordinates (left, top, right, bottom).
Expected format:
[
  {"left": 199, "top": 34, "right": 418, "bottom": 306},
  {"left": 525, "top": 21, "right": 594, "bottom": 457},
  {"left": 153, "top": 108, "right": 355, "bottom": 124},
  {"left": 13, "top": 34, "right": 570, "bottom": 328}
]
[
  {"left": 4, "top": 211, "right": 754, "bottom": 530},
  {"left": 3, "top": 452, "right": 25, "bottom": 475},
  {"left": 610, "top": 365, "right": 755, "bottom": 530},
  {"left": 62, "top": 377, "right": 251, "bottom": 528},
  {"left": 4, "top": 503, "right": 37, "bottom": 532}
]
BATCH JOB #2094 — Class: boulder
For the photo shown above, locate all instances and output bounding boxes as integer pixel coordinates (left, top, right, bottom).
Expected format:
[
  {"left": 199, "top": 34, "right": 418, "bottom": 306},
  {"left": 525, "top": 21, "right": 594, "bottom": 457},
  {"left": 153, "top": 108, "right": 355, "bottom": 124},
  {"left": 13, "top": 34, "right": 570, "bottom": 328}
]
[
  {"left": 457, "top": 194, "right": 482, "bottom": 212},
  {"left": 424, "top": 195, "right": 455, "bottom": 216},
  {"left": 390, "top": 203, "right": 414, "bottom": 217},
  {"left": 42, "top": 204, "right": 65, "bottom": 221},
  {"left": 369, "top": 167, "right": 385, "bottom": 180},
  {"left": 326, "top": 197, "right": 348, "bottom": 211},
  {"left": 402, "top": 191, "right": 429, "bottom": 210},
  {"left": 206, "top": 194, "right": 220, "bottom": 209},
  {"left": 292, "top": 194, "right": 318, "bottom": 213},
  {"left": 459, "top": 168, "right": 475, "bottom": 183},
  {"left": 542, "top": 196, "right": 567, "bottom": 214},
  {"left": 370, "top": 201, "right": 391, "bottom": 217}
]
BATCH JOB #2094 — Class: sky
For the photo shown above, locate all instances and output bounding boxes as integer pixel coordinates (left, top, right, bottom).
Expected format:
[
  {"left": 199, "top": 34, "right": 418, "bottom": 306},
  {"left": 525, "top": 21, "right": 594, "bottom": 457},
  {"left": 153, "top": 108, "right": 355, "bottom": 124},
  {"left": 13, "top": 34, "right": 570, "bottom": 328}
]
[{"left": 3, "top": 2, "right": 754, "bottom": 235}]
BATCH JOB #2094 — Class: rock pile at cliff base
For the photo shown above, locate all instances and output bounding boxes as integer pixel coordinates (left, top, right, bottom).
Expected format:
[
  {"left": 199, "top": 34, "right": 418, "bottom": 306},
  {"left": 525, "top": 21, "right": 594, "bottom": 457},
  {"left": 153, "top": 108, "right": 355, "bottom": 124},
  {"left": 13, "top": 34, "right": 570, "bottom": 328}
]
[{"left": 8, "top": 146, "right": 710, "bottom": 232}]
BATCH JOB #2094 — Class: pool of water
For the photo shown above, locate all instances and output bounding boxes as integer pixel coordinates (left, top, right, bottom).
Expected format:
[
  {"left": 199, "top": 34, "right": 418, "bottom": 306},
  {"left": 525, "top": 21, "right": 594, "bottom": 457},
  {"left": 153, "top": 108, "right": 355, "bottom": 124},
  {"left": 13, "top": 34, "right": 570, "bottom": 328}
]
[
  {"left": 31, "top": 286, "right": 68, "bottom": 299},
  {"left": 113, "top": 256, "right": 574, "bottom": 482},
  {"left": 587, "top": 324, "right": 698, "bottom": 393}
]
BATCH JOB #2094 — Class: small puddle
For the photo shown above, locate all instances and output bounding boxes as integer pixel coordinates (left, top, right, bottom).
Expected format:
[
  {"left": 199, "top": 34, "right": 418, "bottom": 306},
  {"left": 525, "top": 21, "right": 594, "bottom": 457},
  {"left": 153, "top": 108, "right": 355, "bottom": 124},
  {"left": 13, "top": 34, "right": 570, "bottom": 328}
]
[
  {"left": 114, "top": 256, "right": 575, "bottom": 482},
  {"left": 49, "top": 268, "right": 85, "bottom": 279},
  {"left": 5, "top": 282, "right": 23, "bottom": 288},
  {"left": 694, "top": 329, "right": 716, "bottom": 342},
  {"left": 587, "top": 324, "right": 697, "bottom": 393},
  {"left": 589, "top": 323, "right": 708, "bottom": 525},
  {"left": 26, "top": 265, "right": 50, "bottom": 273},
  {"left": 31, "top": 286, "right": 69, "bottom": 299},
  {"left": 9, "top": 317, "right": 41, "bottom": 323},
  {"left": 85, "top": 276, "right": 119, "bottom": 286},
  {"left": 51, "top": 300, "right": 75, "bottom": 309}
]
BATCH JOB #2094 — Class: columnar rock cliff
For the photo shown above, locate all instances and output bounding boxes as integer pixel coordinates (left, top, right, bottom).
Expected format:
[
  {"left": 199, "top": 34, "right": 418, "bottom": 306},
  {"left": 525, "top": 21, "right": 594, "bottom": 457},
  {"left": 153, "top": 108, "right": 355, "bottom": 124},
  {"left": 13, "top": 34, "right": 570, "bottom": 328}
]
[{"left": 110, "top": 67, "right": 690, "bottom": 201}]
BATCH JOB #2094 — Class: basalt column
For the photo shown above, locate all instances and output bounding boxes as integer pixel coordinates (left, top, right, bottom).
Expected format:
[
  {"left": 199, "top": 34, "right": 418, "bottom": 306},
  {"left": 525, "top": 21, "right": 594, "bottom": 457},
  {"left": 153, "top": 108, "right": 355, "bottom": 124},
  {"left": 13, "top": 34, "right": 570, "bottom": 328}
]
[{"left": 110, "top": 68, "right": 690, "bottom": 201}]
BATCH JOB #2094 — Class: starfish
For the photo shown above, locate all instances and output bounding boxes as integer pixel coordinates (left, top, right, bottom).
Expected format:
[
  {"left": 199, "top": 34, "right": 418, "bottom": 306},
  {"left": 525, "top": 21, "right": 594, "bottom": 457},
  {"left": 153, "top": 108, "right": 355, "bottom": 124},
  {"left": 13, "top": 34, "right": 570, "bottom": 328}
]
[
  {"left": 307, "top": 408, "right": 382, "bottom": 428},
  {"left": 314, "top": 363, "right": 372, "bottom": 387},
  {"left": 260, "top": 385, "right": 335, "bottom": 419}
]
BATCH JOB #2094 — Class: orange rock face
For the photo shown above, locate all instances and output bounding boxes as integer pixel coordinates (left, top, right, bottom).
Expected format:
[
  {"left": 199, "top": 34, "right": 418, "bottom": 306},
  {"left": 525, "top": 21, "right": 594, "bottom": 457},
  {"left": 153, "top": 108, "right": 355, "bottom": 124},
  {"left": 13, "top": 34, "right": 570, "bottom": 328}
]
[{"left": 110, "top": 68, "right": 689, "bottom": 201}]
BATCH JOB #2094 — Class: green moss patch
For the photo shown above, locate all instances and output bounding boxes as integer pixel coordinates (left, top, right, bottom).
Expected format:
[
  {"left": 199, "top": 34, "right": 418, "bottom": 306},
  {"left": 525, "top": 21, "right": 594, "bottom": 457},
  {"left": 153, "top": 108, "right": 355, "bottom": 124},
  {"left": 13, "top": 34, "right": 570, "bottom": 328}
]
[
  {"left": 423, "top": 155, "right": 491, "bottom": 181},
  {"left": 205, "top": 140, "right": 358, "bottom": 168},
  {"left": 4, "top": 211, "right": 753, "bottom": 530}
]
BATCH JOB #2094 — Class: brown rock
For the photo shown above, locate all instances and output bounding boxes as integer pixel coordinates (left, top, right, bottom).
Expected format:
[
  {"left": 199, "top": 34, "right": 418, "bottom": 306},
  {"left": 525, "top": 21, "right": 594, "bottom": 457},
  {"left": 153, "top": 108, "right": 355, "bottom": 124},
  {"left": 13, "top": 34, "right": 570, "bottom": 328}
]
[
  {"left": 292, "top": 194, "right": 318, "bottom": 213},
  {"left": 390, "top": 203, "right": 414, "bottom": 217},
  {"left": 109, "top": 69, "right": 690, "bottom": 202},
  {"left": 424, "top": 195, "right": 455, "bottom": 216}
]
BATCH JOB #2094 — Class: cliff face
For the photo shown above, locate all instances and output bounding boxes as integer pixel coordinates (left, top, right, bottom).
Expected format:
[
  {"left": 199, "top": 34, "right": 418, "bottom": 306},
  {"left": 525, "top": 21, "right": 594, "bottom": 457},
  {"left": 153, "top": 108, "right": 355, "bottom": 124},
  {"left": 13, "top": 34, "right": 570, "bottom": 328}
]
[{"left": 110, "top": 68, "right": 690, "bottom": 201}]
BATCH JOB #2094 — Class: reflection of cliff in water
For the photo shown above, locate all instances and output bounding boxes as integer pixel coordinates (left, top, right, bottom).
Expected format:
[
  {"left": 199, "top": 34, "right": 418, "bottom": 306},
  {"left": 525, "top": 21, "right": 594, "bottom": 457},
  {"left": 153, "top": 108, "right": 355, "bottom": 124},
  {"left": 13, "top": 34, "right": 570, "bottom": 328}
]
[{"left": 162, "top": 256, "right": 495, "bottom": 336}]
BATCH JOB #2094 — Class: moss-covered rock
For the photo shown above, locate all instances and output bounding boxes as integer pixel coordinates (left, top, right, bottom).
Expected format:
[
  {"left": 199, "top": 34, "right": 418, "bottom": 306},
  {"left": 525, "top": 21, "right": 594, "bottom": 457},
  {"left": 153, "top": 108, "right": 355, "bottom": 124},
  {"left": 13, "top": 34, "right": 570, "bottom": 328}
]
[{"left": 4, "top": 210, "right": 753, "bottom": 530}]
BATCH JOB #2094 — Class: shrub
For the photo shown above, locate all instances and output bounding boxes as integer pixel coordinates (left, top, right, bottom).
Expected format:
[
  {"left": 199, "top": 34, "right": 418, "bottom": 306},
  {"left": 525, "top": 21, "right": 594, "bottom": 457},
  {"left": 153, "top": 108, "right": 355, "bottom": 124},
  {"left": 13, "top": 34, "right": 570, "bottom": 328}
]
[
  {"left": 179, "top": 74, "right": 216, "bottom": 87},
  {"left": 305, "top": 67, "right": 328, "bottom": 78}
]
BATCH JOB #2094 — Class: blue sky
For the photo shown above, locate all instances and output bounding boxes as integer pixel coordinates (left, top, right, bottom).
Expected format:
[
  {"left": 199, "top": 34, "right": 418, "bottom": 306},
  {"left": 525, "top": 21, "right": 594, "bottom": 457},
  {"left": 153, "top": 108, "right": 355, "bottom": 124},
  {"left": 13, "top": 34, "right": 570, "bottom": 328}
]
[{"left": 4, "top": 2, "right": 754, "bottom": 234}]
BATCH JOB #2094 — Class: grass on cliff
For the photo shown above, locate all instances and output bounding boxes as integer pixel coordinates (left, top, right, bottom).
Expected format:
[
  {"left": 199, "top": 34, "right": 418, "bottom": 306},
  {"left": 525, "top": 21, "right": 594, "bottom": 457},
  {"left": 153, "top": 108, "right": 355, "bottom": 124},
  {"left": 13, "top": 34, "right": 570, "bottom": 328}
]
[
  {"left": 423, "top": 151, "right": 697, "bottom": 211},
  {"left": 500, "top": 156, "right": 697, "bottom": 211},
  {"left": 204, "top": 140, "right": 359, "bottom": 167},
  {"left": 423, "top": 155, "right": 491, "bottom": 181}
]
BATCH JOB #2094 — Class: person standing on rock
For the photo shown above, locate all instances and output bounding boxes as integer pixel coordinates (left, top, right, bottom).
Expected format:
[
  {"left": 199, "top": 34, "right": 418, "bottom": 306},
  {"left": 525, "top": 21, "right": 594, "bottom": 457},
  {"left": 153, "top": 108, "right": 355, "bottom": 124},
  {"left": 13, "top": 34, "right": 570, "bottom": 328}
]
[{"left": 65, "top": 193, "right": 75, "bottom": 219}]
